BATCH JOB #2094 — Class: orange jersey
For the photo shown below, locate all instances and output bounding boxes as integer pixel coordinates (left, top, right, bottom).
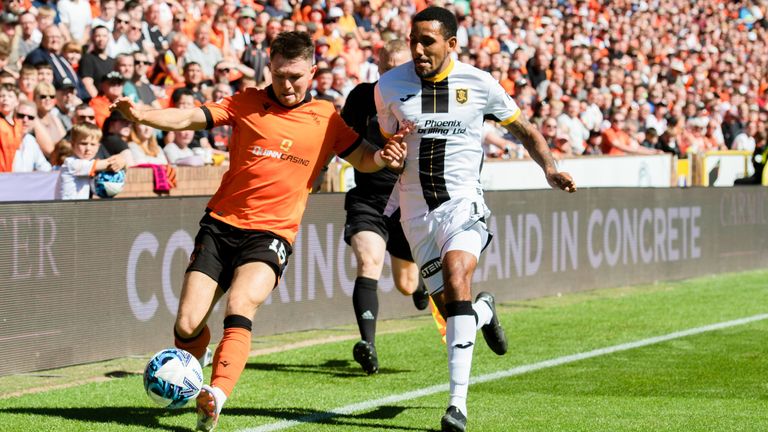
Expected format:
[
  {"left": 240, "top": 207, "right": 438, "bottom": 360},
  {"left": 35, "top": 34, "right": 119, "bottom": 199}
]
[
  {"left": 0, "top": 117, "right": 23, "bottom": 172},
  {"left": 204, "top": 87, "right": 361, "bottom": 244}
]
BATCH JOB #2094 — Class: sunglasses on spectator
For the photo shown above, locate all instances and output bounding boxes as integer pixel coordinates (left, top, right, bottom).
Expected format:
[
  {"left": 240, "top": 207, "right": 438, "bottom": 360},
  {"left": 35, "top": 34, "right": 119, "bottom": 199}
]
[
  {"left": 136, "top": 60, "right": 152, "bottom": 65},
  {"left": 15, "top": 113, "right": 35, "bottom": 120},
  {"left": 37, "top": 94, "right": 55, "bottom": 99},
  {"left": 174, "top": 17, "right": 186, "bottom": 23},
  {"left": 78, "top": 114, "right": 95, "bottom": 120},
  {"left": 117, "top": 19, "right": 129, "bottom": 24},
  {"left": 217, "top": 68, "right": 230, "bottom": 73}
]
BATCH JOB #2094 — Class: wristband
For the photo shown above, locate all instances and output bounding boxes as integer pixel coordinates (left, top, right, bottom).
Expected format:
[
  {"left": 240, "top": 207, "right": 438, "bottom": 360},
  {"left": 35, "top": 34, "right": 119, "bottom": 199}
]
[{"left": 373, "top": 149, "right": 387, "bottom": 168}]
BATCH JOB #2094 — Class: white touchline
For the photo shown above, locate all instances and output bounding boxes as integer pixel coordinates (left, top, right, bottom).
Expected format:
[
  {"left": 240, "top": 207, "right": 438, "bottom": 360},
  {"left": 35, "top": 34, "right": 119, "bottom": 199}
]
[{"left": 240, "top": 313, "right": 768, "bottom": 432}]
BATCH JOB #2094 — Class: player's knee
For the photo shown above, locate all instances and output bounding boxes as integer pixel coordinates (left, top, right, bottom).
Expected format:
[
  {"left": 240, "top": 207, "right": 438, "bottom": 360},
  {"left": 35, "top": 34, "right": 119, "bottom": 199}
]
[
  {"left": 444, "top": 273, "right": 472, "bottom": 298},
  {"left": 226, "top": 291, "right": 264, "bottom": 317},
  {"left": 174, "top": 318, "right": 202, "bottom": 339},
  {"left": 356, "top": 254, "right": 384, "bottom": 276},
  {"left": 394, "top": 273, "right": 418, "bottom": 295}
]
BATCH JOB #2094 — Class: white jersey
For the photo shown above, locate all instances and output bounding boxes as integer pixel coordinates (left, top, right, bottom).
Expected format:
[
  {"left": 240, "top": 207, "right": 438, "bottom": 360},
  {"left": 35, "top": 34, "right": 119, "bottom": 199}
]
[{"left": 375, "top": 59, "right": 520, "bottom": 220}]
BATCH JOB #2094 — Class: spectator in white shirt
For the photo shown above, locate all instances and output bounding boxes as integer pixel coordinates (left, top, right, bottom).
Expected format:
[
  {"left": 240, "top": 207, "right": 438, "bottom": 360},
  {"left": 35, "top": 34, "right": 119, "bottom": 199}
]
[
  {"left": 92, "top": 0, "right": 117, "bottom": 32},
  {"left": 732, "top": 121, "right": 758, "bottom": 152},
  {"left": 183, "top": 22, "right": 222, "bottom": 78},
  {"left": 557, "top": 98, "right": 589, "bottom": 155},
  {"left": 17, "top": 12, "right": 42, "bottom": 60},
  {"left": 164, "top": 129, "right": 203, "bottom": 165},
  {"left": 128, "top": 122, "right": 168, "bottom": 165},
  {"left": 579, "top": 87, "right": 604, "bottom": 132},
  {"left": 57, "top": 0, "right": 93, "bottom": 45},
  {"left": 645, "top": 102, "right": 668, "bottom": 136}
]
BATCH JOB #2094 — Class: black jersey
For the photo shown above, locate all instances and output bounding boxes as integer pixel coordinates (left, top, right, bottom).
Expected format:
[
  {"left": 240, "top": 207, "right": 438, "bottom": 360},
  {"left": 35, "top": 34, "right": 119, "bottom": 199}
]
[{"left": 341, "top": 82, "right": 400, "bottom": 213}]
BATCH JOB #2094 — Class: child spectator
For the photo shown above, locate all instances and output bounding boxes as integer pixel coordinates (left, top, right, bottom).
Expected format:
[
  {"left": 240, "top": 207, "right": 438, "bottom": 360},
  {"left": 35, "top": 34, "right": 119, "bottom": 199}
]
[
  {"left": 62, "top": 41, "right": 83, "bottom": 73},
  {"left": 35, "top": 63, "right": 54, "bottom": 85},
  {"left": 18, "top": 64, "right": 38, "bottom": 101},
  {"left": 59, "top": 123, "right": 124, "bottom": 199},
  {"left": 641, "top": 128, "right": 660, "bottom": 150}
]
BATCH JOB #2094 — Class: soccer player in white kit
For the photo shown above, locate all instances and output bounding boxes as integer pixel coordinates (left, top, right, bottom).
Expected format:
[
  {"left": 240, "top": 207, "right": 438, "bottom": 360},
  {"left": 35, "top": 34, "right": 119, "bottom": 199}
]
[{"left": 374, "top": 7, "right": 577, "bottom": 432}]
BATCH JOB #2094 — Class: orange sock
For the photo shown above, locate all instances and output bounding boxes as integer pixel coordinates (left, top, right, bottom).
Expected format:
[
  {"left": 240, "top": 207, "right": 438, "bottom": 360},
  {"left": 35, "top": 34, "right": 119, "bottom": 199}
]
[
  {"left": 429, "top": 296, "right": 447, "bottom": 344},
  {"left": 174, "top": 325, "right": 211, "bottom": 359},
  {"left": 210, "top": 327, "right": 251, "bottom": 397}
]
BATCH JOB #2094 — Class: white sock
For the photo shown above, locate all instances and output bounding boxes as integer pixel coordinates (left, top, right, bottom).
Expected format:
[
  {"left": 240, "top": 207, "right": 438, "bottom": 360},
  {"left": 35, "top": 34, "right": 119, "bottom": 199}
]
[
  {"left": 472, "top": 299, "right": 492, "bottom": 330},
  {"left": 207, "top": 385, "right": 227, "bottom": 414},
  {"left": 446, "top": 314, "right": 476, "bottom": 416}
]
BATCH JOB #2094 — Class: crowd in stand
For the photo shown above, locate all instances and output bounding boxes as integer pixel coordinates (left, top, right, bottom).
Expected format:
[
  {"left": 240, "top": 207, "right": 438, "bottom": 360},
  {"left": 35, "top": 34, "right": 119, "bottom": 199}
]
[{"left": 0, "top": 0, "right": 766, "bottom": 179}]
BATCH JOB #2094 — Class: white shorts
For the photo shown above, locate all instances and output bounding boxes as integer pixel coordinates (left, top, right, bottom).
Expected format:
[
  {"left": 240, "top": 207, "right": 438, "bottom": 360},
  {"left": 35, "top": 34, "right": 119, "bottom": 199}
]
[{"left": 401, "top": 197, "right": 492, "bottom": 295}]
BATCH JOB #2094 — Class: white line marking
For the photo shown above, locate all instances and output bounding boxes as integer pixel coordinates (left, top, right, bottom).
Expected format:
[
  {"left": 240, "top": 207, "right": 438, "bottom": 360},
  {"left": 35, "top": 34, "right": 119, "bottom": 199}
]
[
  {"left": 240, "top": 313, "right": 768, "bottom": 432},
  {"left": 0, "top": 330, "right": 62, "bottom": 343}
]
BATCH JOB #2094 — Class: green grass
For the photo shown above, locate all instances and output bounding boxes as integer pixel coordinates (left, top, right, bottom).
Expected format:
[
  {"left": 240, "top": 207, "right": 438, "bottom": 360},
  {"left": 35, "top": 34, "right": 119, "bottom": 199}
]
[{"left": 1, "top": 271, "right": 767, "bottom": 431}]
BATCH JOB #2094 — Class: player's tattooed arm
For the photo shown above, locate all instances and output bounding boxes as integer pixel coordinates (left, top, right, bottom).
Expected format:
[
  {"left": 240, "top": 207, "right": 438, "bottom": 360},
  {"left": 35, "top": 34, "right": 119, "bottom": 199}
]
[
  {"left": 504, "top": 114, "right": 557, "bottom": 175},
  {"left": 505, "top": 114, "right": 577, "bottom": 193}
]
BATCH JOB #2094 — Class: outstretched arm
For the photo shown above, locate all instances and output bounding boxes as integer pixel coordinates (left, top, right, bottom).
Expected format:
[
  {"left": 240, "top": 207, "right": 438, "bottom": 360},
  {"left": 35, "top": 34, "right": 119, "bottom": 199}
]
[
  {"left": 109, "top": 97, "right": 209, "bottom": 131},
  {"left": 343, "top": 124, "right": 411, "bottom": 173},
  {"left": 504, "top": 114, "right": 577, "bottom": 193}
]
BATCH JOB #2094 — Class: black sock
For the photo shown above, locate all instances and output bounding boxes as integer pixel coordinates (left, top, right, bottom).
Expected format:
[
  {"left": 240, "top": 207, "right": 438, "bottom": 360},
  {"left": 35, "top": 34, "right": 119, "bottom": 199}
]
[{"left": 352, "top": 276, "right": 378, "bottom": 344}]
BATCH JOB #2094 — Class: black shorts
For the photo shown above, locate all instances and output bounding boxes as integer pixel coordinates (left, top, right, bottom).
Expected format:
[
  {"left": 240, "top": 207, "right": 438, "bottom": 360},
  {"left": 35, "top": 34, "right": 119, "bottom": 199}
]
[
  {"left": 344, "top": 202, "right": 413, "bottom": 262},
  {"left": 186, "top": 213, "right": 292, "bottom": 291}
]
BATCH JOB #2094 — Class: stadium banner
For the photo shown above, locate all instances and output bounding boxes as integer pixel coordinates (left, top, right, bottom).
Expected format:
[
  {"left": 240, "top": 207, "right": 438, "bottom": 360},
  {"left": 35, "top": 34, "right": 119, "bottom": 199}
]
[
  {"left": 481, "top": 154, "right": 674, "bottom": 190},
  {"left": 1, "top": 187, "right": 767, "bottom": 375},
  {"left": 0, "top": 172, "right": 60, "bottom": 202},
  {"left": 698, "top": 150, "right": 753, "bottom": 187}
]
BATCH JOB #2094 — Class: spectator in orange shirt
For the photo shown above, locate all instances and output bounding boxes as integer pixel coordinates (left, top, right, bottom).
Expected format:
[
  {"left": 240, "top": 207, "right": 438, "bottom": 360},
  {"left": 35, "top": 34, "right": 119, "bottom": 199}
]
[
  {"left": 90, "top": 71, "right": 126, "bottom": 128},
  {"left": 601, "top": 112, "right": 661, "bottom": 155},
  {"left": 109, "top": 31, "right": 407, "bottom": 432},
  {"left": 0, "top": 83, "right": 24, "bottom": 171},
  {"left": 339, "top": 33, "right": 364, "bottom": 79}
]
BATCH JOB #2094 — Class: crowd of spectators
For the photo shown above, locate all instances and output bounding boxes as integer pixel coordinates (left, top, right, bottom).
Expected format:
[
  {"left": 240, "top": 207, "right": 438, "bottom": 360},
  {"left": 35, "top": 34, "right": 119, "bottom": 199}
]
[{"left": 0, "top": 0, "right": 766, "bottom": 179}]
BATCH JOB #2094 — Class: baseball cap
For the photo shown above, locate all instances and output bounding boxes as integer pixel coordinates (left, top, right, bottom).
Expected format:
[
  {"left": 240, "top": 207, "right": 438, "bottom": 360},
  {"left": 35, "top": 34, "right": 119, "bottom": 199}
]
[
  {"left": 327, "top": 7, "right": 343, "bottom": 19},
  {"left": 239, "top": 7, "right": 256, "bottom": 19},
  {"left": 106, "top": 108, "right": 130, "bottom": 123},
  {"left": 104, "top": 71, "right": 126, "bottom": 83},
  {"left": 55, "top": 78, "right": 76, "bottom": 91},
  {"left": 0, "top": 12, "right": 17, "bottom": 25}
]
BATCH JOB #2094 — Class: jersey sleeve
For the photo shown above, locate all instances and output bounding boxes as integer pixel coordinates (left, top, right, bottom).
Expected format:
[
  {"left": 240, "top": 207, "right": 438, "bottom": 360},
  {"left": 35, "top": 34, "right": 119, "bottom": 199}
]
[
  {"left": 484, "top": 76, "right": 521, "bottom": 126},
  {"left": 203, "top": 94, "right": 238, "bottom": 127},
  {"left": 340, "top": 84, "right": 368, "bottom": 136},
  {"left": 330, "top": 111, "right": 363, "bottom": 158},
  {"left": 64, "top": 157, "right": 96, "bottom": 177},
  {"left": 374, "top": 82, "right": 397, "bottom": 139}
]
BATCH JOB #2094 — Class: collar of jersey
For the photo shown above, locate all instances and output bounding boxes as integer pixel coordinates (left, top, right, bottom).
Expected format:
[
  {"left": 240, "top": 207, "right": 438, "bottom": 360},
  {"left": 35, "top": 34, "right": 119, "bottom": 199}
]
[
  {"left": 422, "top": 58, "right": 454, "bottom": 83},
  {"left": 267, "top": 85, "right": 313, "bottom": 108}
]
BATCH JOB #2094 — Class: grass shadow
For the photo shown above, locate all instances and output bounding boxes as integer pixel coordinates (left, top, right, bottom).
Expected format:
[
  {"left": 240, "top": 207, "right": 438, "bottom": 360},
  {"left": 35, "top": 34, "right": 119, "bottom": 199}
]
[
  {"left": 224, "top": 405, "right": 434, "bottom": 431},
  {"left": 0, "top": 406, "right": 189, "bottom": 431},
  {"left": 245, "top": 358, "right": 413, "bottom": 377}
]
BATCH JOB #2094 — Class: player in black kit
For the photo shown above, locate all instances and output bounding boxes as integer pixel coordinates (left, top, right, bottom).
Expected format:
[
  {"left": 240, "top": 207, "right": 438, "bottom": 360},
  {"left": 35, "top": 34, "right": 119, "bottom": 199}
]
[{"left": 341, "top": 39, "right": 431, "bottom": 375}]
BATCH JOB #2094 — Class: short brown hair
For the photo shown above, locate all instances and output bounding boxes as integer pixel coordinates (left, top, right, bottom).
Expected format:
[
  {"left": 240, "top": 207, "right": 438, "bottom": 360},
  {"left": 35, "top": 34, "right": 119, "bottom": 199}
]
[
  {"left": 71, "top": 122, "right": 103, "bottom": 144},
  {"left": 269, "top": 31, "right": 314, "bottom": 62}
]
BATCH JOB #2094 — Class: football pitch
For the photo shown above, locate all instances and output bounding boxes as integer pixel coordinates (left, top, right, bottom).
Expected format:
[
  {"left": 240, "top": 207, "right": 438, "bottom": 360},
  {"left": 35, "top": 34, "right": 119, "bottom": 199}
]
[{"left": 1, "top": 270, "right": 767, "bottom": 431}]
